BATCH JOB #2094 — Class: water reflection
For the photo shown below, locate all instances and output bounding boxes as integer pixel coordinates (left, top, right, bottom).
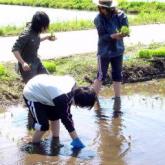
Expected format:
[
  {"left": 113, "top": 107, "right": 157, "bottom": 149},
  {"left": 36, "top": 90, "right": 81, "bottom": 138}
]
[
  {"left": 112, "top": 97, "right": 123, "bottom": 118},
  {"left": 95, "top": 97, "right": 130, "bottom": 165}
]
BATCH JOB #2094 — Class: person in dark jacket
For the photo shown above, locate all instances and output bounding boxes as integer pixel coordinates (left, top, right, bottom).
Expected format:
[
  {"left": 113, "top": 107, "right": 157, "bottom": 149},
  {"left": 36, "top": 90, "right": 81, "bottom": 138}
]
[
  {"left": 92, "top": 0, "right": 129, "bottom": 100},
  {"left": 23, "top": 74, "right": 97, "bottom": 149},
  {"left": 12, "top": 11, "right": 56, "bottom": 83}
]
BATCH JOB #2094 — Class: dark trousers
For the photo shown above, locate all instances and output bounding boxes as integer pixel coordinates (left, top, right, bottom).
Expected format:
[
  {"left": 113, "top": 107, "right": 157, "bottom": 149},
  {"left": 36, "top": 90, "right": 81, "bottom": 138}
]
[{"left": 97, "top": 55, "right": 123, "bottom": 82}]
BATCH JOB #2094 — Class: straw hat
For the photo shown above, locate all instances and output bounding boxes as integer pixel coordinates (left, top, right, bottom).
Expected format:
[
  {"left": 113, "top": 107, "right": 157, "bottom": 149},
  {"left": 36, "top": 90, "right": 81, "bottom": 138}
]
[{"left": 93, "top": 0, "right": 117, "bottom": 8}]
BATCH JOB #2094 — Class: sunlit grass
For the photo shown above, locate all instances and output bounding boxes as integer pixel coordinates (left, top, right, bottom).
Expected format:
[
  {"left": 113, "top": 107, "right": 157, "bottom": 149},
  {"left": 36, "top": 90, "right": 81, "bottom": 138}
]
[
  {"left": 0, "top": 20, "right": 94, "bottom": 36},
  {"left": 0, "top": 1, "right": 165, "bottom": 36},
  {"left": 42, "top": 54, "right": 97, "bottom": 85},
  {"left": 43, "top": 61, "right": 56, "bottom": 73},
  {"left": 49, "top": 19, "right": 94, "bottom": 32},
  {"left": 0, "top": 64, "right": 6, "bottom": 77},
  {"left": 138, "top": 47, "right": 165, "bottom": 59}
]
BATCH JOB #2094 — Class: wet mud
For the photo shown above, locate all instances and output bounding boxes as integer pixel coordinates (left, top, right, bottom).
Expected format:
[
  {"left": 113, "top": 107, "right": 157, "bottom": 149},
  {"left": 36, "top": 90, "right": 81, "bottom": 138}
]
[
  {"left": 85, "top": 58, "right": 165, "bottom": 85},
  {"left": 122, "top": 58, "right": 165, "bottom": 83},
  {"left": 0, "top": 78, "right": 24, "bottom": 108}
]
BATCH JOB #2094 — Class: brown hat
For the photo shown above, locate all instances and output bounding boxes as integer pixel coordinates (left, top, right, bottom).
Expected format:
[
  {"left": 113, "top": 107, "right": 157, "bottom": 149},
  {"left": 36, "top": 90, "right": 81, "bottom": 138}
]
[{"left": 93, "top": 0, "right": 117, "bottom": 8}]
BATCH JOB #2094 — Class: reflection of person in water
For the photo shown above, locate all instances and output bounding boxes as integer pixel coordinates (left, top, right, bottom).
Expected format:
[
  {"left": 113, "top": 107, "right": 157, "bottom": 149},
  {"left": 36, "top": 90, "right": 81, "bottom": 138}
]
[
  {"left": 95, "top": 97, "right": 129, "bottom": 164},
  {"left": 112, "top": 97, "right": 122, "bottom": 118}
]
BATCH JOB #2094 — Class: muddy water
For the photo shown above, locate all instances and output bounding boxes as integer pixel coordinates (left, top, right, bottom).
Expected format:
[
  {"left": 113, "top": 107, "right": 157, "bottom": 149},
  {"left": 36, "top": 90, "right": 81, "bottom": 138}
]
[{"left": 0, "top": 80, "right": 165, "bottom": 165}]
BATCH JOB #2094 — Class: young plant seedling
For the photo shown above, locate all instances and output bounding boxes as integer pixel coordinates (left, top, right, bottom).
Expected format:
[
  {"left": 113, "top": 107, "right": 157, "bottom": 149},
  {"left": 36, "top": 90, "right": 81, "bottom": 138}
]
[
  {"left": 50, "top": 31, "right": 56, "bottom": 41},
  {"left": 120, "top": 26, "right": 130, "bottom": 36}
]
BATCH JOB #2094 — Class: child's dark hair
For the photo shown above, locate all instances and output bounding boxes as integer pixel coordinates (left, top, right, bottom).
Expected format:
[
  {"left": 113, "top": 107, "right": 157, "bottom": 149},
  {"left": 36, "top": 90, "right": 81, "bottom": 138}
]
[
  {"left": 98, "top": 6, "right": 118, "bottom": 15},
  {"left": 31, "top": 11, "right": 50, "bottom": 34},
  {"left": 73, "top": 87, "right": 97, "bottom": 109}
]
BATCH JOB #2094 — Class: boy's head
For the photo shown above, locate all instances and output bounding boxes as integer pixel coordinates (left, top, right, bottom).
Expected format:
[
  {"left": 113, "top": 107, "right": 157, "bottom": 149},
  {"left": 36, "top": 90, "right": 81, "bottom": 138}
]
[
  {"left": 73, "top": 87, "right": 97, "bottom": 109},
  {"left": 31, "top": 11, "right": 50, "bottom": 34}
]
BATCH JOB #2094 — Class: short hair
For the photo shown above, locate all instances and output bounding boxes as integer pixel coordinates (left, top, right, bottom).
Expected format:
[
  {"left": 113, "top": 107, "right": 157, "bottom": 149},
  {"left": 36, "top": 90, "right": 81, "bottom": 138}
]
[
  {"left": 73, "top": 87, "right": 97, "bottom": 109},
  {"left": 31, "top": 11, "right": 50, "bottom": 34},
  {"left": 98, "top": 6, "right": 118, "bottom": 15}
]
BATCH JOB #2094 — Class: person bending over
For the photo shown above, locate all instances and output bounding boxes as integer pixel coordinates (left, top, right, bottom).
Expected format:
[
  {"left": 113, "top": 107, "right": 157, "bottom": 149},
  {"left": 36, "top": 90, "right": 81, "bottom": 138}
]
[{"left": 23, "top": 74, "right": 97, "bottom": 149}]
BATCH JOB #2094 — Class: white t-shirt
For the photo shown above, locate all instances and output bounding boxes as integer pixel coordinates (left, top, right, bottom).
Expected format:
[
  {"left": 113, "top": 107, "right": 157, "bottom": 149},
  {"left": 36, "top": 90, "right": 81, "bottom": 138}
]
[{"left": 23, "top": 74, "right": 76, "bottom": 106}]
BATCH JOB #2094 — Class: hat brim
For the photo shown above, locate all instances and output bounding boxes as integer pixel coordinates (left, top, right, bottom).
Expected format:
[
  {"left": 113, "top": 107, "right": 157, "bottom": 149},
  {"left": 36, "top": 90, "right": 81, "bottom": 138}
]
[{"left": 93, "top": 0, "right": 117, "bottom": 8}]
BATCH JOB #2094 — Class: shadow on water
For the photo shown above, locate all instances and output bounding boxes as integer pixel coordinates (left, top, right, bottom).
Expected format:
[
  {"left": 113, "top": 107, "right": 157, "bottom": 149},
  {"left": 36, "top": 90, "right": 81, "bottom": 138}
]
[{"left": 1, "top": 80, "right": 165, "bottom": 164}]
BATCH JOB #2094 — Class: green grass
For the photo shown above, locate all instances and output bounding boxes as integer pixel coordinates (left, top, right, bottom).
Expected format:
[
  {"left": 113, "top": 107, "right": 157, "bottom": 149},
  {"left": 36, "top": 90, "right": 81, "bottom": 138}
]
[
  {"left": 49, "top": 20, "right": 94, "bottom": 32},
  {"left": 129, "top": 11, "right": 165, "bottom": 25},
  {"left": 43, "top": 61, "right": 56, "bottom": 73},
  {"left": 42, "top": 53, "right": 97, "bottom": 85},
  {"left": 1, "top": 43, "right": 165, "bottom": 85},
  {"left": 1, "top": 0, "right": 165, "bottom": 13},
  {"left": 0, "top": 1, "right": 165, "bottom": 36},
  {"left": 138, "top": 47, "right": 165, "bottom": 59},
  {"left": 0, "top": 25, "right": 23, "bottom": 36},
  {"left": 0, "top": 20, "right": 94, "bottom": 36},
  {"left": 42, "top": 44, "right": 157, "bottom": 85},
  {"left": 0, "top": 64, "right": 6, "bottom": 77},
  {"left": 118, "top": 1, "right": 165, "bottom": 14},
  {"left": 1, "top": 42, "right": 165, "bottom": 107},
  {"left": 0, "top": 63, "right": 16, "bottom": 80},
  {"left": 0, "top": 0, "right": 96, "bottom": 10},
  {"left": 1, "top": 13, "right": 164, "bottom": 37}
]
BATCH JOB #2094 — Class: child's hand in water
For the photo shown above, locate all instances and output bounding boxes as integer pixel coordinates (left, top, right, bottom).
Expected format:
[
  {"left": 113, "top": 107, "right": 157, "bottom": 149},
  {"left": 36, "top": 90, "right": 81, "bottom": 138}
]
[{"left": 71, "top": 138, "right": 85, "bottom": 149}]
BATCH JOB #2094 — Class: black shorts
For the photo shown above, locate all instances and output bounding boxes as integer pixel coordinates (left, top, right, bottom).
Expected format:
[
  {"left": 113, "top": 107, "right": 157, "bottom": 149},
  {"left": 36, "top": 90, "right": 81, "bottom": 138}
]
[
  {"left": 24, "top": 97, "right": 60, "bottom": 131},
  {"left": 97, "top": 55, "right": 123, "bottom": 82}
]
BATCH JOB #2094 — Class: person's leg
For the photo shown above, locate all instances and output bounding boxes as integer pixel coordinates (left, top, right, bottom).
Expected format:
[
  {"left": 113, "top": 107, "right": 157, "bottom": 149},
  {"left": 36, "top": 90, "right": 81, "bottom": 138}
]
[
  {"left": 113, "top": 81, "right": 121, "bottom": 97},
  {"left": 24, "top": 98, "right": 49, "bottom": 143},
  {"left": 32, "top": 131, "right": 45, "bottom": 143},
  {"left": 48, "top": 106, "right": 64, "bottom": 148},
  {"left": 110, "top": 55, "right": 123, "bottom": 97},
  {"left": 50, "top": 120, "right": 60, "bottom": 138},
  {"left": 92, "top": 56, "right": 110, "bottom": 110},
  {"left": 93, "top": 56, "right": 109, "bottom": 95},
  {"left": 93, "top": 79, "right": 102, "bottom": 95},
  {"left": 50, "top": 120, "right": 64, "bottom": 148}
]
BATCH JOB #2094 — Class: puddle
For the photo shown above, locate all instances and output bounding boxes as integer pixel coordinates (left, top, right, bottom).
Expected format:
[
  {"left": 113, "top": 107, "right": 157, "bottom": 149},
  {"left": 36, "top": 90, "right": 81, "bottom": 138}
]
[{"left": 0, "top": 80, "right": 165, "bottom": 165}]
